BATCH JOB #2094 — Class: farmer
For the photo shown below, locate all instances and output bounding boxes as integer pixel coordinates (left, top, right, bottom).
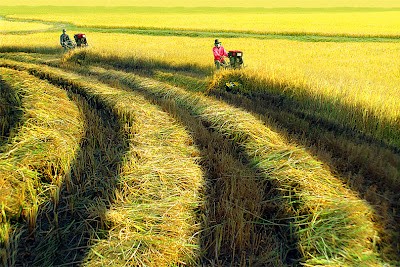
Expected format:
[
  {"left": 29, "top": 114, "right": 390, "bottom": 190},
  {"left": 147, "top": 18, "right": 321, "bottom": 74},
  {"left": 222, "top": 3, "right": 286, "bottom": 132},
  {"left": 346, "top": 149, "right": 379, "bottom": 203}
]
[
  {"left": 213, "top": 39, "right": 228, "bottom": 69},
  {"left": 60, "top": 29, "right": 73, "bottom": 51}
]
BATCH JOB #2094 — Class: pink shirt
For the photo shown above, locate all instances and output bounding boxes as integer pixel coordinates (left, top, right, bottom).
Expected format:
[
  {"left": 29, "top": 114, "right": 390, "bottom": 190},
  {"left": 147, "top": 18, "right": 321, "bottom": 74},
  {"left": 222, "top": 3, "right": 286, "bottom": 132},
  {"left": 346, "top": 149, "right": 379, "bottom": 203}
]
[{"left": 213, "top": 46, "right": 228, "bottom": 61}]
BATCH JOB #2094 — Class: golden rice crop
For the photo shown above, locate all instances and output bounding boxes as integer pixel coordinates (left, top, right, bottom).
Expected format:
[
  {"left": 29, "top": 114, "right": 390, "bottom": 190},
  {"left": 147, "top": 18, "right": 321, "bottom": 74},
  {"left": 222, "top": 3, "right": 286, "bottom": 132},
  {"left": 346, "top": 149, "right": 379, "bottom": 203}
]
[
  {"left": 2, "top": 30, "right": 398, "bottom": 144},
  {"left": 1, "top": 0, "right": 400, "bottom": 7},
  {"left": 0, "top": 19, "right": 52, "bottom": 33},
  {"left": 0, "top": 78, "right": 22, "bottom": 145},
  {"left": 0, "top": 67, "right": 83, "bottom": 219},
  {"left": 1, "top": 57, "right": 388, "bottom": 265},
  {"left": 56, "top": 33, "right": 400, "bottom": 146},
  {"left": 7, "top": 9, "right": 400, "bottom": 37},
  {"left": 64, "top": 33, "right": 400, "bottom": 119},
  {"left": 1, "top": 6, "right": 399, "bottom": 264}
]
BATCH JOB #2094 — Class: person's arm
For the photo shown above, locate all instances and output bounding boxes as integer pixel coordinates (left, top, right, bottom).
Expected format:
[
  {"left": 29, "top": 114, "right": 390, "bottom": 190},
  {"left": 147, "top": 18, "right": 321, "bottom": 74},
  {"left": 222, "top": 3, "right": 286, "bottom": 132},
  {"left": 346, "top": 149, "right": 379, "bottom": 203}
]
[{"left": 222, "top": 47, "right": 228, "bottom": 57}]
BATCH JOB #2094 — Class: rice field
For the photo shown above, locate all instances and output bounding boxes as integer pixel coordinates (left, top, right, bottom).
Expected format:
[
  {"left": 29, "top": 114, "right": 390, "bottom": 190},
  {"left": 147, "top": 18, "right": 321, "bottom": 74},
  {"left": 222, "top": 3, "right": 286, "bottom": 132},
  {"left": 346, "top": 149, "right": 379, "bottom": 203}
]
[
  {"left": 1, "top": 1, "right": 400, "bottom": 266},
  {"left": 0, "top": 19, "right": 52, "bottom": 33},
  {"left": 3, "top": 6, "right": 400, "bottom": 37}
]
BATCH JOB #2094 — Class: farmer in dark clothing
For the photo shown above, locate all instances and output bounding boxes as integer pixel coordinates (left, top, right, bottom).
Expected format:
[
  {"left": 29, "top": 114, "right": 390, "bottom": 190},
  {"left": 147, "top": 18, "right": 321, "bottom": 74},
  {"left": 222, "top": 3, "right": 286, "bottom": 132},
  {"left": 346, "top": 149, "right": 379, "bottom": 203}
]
[{"left": 60, "top": 29, "right": 74, "bottom": 51}]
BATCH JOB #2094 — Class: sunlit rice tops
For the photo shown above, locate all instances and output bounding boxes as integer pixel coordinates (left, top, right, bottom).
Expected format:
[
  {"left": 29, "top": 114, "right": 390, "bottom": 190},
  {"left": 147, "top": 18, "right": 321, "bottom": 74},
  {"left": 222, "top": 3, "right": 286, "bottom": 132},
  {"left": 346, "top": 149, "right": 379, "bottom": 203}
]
[
  {"left": 0, "top": 19, "right": 52, "bottom": 33},
  {"left": 209, "top": 68, "right": 400, "bottom": 150},
  {"left": 4, "top": 6, "right": 400, "bottom": 37},
  {"left": 81, "top": 66, "right": 384, "bottom": 266},
  {"left": 73, "top": 34, "right": 400, "bottom": 147},
  {"left": 2, "top": 32, "right": 400, "bottom": 135},
  {"left": 1, "top": 0, "right": 400, "bottom": 7},
  {"left": 0, "top": 67, "right": 84, "bottom": 220}
]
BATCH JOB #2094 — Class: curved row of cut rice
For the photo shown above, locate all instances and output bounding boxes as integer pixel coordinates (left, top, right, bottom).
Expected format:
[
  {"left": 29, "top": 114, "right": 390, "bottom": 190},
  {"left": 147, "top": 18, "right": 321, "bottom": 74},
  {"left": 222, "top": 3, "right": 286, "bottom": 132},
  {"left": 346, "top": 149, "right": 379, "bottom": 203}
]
[
  {"left": 0, "top": 59, "right": 204, "bottom": 266},
  {"left": 0, "top": 58, "right": 386, "bottom": 266},
  {"left": 0, "top": 67, "right": 84, "bottom": 266},
  {"left": 84, "top": 66, "right": 386, "bottom": 266}
]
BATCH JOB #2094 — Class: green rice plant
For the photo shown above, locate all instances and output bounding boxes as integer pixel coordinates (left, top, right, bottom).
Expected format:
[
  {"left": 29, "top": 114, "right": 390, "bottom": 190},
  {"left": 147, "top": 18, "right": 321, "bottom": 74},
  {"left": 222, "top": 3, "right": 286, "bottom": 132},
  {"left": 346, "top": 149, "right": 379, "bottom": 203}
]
[{"left": 0, "top": 67, "right": 83, "bottom": 265}]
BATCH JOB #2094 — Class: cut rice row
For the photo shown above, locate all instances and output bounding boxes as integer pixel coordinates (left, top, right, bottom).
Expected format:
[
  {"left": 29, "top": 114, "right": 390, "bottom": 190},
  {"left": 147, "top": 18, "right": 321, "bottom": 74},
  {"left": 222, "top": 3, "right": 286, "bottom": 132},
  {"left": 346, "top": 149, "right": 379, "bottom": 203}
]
[
  {"left": 83, "top": 66, "right": 386, "bottom": 266},
  {"left": 0, "top": 59, "right": 204, "bottom": 266},
  {"left": 0, "top": 67, "right": 84, "bottom": 266},
  {"left": 0, "top": 59, "right": 386, "bottom": 266}
]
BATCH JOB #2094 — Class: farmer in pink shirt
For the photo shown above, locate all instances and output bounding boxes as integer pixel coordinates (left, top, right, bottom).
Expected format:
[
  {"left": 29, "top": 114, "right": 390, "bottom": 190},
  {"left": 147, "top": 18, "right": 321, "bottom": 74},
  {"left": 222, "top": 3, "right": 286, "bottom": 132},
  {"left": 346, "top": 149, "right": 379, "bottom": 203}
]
[{"left": 213, "top": 39, "right": 228, "bottom": 69}]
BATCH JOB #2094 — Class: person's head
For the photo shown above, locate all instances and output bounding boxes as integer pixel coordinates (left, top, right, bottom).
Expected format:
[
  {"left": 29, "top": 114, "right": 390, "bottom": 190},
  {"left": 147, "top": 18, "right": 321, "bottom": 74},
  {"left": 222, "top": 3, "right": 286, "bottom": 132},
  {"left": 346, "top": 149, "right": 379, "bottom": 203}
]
[
  {"left": 62, "top": 29, "right": 66, "bottom": 33},
  {"left": 214, "top": 39, "right": 221, "bottom": 47}
]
